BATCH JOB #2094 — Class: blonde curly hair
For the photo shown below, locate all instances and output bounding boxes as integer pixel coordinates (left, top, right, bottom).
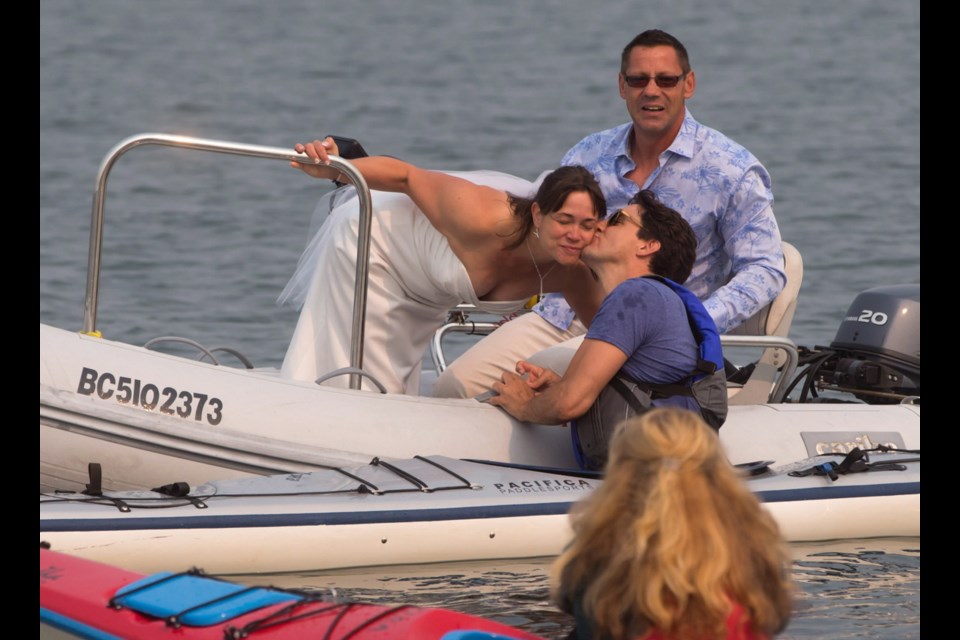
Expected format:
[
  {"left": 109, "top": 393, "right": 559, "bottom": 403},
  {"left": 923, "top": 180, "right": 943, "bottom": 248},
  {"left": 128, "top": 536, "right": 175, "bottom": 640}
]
[{"left": 552, "top": 408, "right": 793, "bottom": 639}]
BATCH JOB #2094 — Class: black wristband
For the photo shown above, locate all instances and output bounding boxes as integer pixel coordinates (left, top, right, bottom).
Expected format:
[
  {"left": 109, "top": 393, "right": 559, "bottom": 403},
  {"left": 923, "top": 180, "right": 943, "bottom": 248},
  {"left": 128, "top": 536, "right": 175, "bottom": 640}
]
[{"left": 325, "top": 135, "right": 369, "bottom": 187}]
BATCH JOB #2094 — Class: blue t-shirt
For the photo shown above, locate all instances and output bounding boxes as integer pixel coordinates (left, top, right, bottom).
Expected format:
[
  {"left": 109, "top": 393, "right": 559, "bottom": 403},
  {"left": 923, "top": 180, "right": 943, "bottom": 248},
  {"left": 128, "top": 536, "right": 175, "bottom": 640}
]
[{"left": 586, "top": 278, "right": 698, "bottom": 384}]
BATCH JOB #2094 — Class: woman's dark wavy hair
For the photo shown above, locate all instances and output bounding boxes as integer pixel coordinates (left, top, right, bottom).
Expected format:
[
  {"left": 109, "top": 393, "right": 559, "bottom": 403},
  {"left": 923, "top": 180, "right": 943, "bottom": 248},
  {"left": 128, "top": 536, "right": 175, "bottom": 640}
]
[
  {"left": 504, "top": 166, "right": 605, "bottom": 249},
  {"left": 631, "top": 189, "right": 697, "bottom": 284}
]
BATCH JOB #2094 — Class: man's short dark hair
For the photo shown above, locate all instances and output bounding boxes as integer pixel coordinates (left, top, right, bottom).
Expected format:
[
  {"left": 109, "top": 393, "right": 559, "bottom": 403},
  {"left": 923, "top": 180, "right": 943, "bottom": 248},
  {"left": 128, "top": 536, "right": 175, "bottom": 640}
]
[
  {"left": 620, "top": 30, "right": 691, "bottom": 74},
  {"left": 631, "top": 190, "right": 696, "bottom": 284}
]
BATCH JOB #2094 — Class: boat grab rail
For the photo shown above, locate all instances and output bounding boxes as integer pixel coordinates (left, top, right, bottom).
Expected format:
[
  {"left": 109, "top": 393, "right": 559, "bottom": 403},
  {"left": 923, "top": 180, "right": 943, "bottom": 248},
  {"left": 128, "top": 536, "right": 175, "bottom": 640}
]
[
  {"left": 82, "top": 133, "right": 373, "bottom": 389},
  {"left": 142, "top": 336, "right": 256, "bottom": 369},
  {"left": 431, "top": 313, "right": 799, "bottom": 403},
  {"left": 143, "top": 336, "right": 225, "bottom": 367},
  {"left": 315, "top": 367, "right": 388, "bottom": 393}
]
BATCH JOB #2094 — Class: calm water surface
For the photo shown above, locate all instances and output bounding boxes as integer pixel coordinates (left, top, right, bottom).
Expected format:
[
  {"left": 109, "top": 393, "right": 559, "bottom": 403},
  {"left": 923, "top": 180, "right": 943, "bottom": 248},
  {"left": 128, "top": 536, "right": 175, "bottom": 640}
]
[
  {"left": 41, "top": 2, "right": 919, "bottom": 637},
  {"left": 243, "top": 538, "right": 919, "bottom": 639}
]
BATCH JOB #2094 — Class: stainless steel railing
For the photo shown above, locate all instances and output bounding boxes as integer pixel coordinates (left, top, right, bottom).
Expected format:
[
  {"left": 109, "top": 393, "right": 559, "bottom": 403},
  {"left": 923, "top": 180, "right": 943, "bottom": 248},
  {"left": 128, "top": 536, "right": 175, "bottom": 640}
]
[
  {"left": 430, "top": 311, "right": 800, "bottom": 403},
  {"left": 82, "top": 133, "right": 373, "bottom": 389}
]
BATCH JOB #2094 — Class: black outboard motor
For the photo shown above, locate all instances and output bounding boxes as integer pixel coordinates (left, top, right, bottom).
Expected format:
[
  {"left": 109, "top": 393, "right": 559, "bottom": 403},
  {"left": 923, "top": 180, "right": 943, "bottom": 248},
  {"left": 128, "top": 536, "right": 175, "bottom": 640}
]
[{"left": 790, "top": 285, "right": 920, "bottom": 403}]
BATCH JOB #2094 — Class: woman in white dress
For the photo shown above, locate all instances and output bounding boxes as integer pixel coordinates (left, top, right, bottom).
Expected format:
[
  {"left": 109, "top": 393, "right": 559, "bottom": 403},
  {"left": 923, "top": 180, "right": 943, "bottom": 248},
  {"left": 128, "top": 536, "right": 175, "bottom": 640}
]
[{"left": 282, "top": 137, "right": 606, "bottom": 394}]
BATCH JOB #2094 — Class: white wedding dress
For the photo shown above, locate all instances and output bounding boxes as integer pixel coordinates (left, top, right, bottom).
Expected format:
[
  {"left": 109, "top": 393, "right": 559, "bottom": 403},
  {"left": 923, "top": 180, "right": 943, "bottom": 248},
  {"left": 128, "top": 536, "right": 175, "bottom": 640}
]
[{"left": 279, "top": 170, "right": 543, "bottom": 395}]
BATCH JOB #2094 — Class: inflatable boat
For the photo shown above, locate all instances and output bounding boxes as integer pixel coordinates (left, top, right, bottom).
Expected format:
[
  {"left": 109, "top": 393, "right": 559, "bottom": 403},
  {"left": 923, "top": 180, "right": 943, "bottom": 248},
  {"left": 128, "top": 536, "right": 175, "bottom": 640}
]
[
  {"left": 40, "top": 134, "right": 921, "bottom": 496},
  {"left": 40, "top": 448, "right": 919, "bottom": 575},
  {"left": 40, "top": 546, "right": 545, "bottom": 639}
]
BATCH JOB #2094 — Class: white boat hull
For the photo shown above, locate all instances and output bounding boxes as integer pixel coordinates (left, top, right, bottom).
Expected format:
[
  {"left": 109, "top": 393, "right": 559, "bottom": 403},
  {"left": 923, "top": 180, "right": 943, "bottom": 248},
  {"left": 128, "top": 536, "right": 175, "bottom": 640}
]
[
  {"left": 40, "top": 323, "right": 921, "bottom": 492},
  {"left": 40, "top": 455, "right": 920, "bottom": 574}
]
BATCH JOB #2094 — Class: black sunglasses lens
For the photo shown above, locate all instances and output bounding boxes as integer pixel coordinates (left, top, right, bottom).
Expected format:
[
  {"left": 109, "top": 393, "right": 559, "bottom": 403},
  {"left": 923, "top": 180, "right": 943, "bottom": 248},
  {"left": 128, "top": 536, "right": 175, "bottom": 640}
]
[
  {"left": 625, "top": 75, "right": 682, "bottom": 88},
  {"left": 608, "top": 211, "right": 623, "bottom": 225}
]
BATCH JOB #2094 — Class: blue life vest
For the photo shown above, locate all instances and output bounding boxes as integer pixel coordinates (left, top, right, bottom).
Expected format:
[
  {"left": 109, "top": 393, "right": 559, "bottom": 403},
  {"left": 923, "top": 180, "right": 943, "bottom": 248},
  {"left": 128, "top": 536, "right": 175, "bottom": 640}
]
[{"left": 571, "top": 276, "right": 728, "bottom": 471}]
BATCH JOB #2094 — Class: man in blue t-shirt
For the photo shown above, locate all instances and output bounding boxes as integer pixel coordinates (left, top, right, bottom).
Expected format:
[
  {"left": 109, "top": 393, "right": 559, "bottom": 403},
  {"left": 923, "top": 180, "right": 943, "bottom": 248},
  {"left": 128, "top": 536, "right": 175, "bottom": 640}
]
[{"left": 489, "top": 190, "right": 708, "bottom": 425}]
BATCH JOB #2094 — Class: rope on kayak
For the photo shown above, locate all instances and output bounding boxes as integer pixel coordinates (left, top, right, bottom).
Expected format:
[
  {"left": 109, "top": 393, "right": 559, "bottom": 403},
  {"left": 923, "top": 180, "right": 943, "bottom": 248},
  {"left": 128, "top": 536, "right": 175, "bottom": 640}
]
[
  {"left": 224, "top": 599, "right": 342, "bottom": 638},
  {"left": 224, "top": 599, "right": 417, "bottom": 639},
  {"left": 334, "top": 605, "right": 418, "bottom": 640}
]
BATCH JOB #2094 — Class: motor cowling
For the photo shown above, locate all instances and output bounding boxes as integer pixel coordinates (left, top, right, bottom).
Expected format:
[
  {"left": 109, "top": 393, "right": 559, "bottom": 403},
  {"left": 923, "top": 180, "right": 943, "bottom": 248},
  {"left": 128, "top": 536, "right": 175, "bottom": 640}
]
[{"left": 819, "top": 284, "right": 920, "bottom": 402}]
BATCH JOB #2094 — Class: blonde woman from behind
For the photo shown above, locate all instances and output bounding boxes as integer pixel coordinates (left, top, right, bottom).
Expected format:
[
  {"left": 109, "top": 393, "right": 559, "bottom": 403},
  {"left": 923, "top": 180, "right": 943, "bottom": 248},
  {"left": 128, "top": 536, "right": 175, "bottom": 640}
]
[{"left": 552, "top": 408, "right": 793, "bottom": 640}]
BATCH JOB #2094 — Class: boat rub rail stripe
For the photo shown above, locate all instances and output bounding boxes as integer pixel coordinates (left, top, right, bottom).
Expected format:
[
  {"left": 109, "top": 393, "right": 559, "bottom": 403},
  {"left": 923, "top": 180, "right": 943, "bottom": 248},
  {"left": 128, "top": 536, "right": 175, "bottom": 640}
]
[
  {"left": 42, "top": 502, "right": 577, "bottom": 532},
  {"left": 40, "top": 481, "right": 919, "bottom": 532},
  {"left": 754, "top": 480, "right": 920, "bottom": 503}
]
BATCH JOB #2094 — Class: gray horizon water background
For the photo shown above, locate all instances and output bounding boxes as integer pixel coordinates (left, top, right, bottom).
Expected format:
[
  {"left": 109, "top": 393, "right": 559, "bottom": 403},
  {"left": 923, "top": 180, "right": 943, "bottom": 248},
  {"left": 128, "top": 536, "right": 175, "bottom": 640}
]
[{"left": 41, "top": 2, "right": 919, "bottom": 638}]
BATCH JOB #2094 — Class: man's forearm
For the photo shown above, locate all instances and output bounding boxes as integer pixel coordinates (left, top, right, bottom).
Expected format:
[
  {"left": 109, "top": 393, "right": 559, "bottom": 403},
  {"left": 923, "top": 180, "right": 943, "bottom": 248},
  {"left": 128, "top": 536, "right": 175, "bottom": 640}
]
[{"left": 704, "top": 250, "right": 786, "bottom": 332}]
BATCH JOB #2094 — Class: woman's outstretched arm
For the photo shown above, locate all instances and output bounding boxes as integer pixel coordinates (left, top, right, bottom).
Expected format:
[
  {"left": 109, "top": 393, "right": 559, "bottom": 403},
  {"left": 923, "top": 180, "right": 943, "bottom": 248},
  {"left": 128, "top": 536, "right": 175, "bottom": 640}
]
[{"left": 291, "top": 137, "right": 506, "bottom": 240}]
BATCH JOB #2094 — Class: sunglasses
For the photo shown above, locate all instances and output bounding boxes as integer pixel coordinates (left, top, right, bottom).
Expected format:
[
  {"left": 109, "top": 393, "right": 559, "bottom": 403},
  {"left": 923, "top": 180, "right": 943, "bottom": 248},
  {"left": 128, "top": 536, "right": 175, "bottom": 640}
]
[
  {"left": 622, "top": 74, "right": 685, "bottom": 89},
  {"left": 607, "top": 209, "right": 643, "bottom": 229}
]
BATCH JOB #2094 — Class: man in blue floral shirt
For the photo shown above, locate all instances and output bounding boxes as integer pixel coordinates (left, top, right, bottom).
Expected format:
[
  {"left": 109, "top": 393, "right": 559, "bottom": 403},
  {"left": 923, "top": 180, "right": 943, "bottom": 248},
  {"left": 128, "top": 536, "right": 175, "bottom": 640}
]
[{"left": 433, "top": 29, "right": 785, "bottom": 399}]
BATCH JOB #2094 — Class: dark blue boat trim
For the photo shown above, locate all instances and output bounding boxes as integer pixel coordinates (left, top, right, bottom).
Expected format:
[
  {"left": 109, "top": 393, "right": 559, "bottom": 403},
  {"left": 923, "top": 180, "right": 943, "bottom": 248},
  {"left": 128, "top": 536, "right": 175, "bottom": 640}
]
[
  {"left": 755, "top": 480, "right": 920, "bottom": 504},
  {"left": 40, "top": 607, "right": 122, "bottom": 640},
  {"left": 40, "top": 481, "right": 919, "bottom": 533},
  {"left": 43, "top": 502, "right": 576, "bottom": 532}
]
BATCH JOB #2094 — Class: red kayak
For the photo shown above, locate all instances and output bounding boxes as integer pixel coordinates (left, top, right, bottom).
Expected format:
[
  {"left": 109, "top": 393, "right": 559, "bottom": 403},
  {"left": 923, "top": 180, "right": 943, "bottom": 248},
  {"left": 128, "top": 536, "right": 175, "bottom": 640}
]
[{"left": 40, "top": 546, "right": 546, "bottom": 639}]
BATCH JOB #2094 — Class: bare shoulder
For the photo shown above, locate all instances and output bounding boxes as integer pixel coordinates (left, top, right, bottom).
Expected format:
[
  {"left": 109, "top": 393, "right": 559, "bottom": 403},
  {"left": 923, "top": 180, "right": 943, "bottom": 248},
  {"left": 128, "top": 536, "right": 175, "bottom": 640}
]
[{"left": 408, "top": 169, "right": 516, "bottom": 239}]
